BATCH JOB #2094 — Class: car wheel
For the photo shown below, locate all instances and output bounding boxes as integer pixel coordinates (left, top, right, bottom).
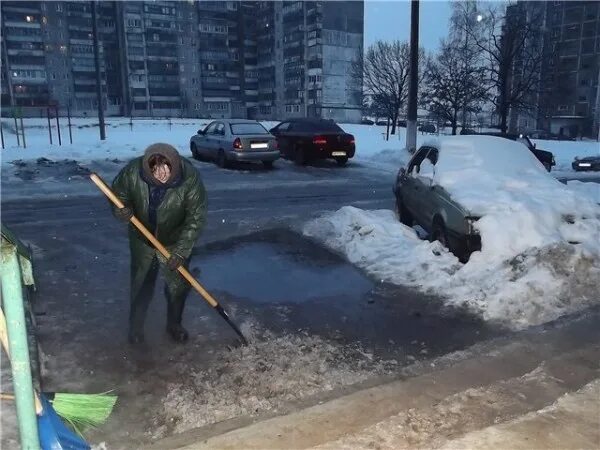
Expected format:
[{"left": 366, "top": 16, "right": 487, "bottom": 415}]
[
  {"left": 335, "top": 157, "right": 348, "bottom": 166},
  {"left": 262, "top": 160, "right": 274, "bottom": 169},
  {"left": 295, "top": 147, "right": 307, "bottom": 166},
  {"left": 395, "top": 197, "right": 414, "bottom": 227},
  {"left": 217, "top": 149, "right": 228, "bottom": 168}
]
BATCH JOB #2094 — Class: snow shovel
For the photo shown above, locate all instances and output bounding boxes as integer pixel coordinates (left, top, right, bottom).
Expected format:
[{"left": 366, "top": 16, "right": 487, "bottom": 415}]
[
  {"left": 89, "top": 173, "right": 248, "bottom": 345},
  {"left": 0, "top": 309, "right": 91, "bottom": 450}
]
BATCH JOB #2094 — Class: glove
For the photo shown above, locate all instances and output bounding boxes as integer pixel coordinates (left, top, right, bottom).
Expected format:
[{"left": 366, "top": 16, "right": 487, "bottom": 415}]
[
  {"left": 115, "top": 206, "right": 133, "bottom": 222},
  {"left": 166, "top": 254, "right": 184, "bottom": 271}
]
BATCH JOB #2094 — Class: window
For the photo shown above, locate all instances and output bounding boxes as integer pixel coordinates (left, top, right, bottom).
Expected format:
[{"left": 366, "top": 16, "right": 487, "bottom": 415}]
[
  {"left": 578, "top": 96, "right": 587, "bottom": 102},
  {"left": 230, "top": 123, "right": 269, "bottom": 135}
]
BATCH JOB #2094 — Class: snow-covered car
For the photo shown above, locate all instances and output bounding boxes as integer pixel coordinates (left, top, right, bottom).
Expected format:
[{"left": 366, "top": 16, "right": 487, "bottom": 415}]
[
  {"left": 190, "top": 119, "right": 279, "bottom": 169},
  {"left": 393, "top": 135, "right": 596, "bottom": 262},
  {"left": 572, "top": 156, "right": 600, "bottom": 172}
]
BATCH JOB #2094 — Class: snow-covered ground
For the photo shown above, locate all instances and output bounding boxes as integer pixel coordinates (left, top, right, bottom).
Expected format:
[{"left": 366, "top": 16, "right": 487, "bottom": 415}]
[
  {"left": 2, "top": 118, "right": 596, "bottom": 173},
  {"left": 305, "top": 136, "right": 600, "bottom": 330}
]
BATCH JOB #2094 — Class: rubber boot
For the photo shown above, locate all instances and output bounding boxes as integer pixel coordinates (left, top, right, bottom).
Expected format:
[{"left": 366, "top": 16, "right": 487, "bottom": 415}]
[
  {"left": 165, "top": 285, "right": 189, "bottom": 343},
  {"left": 128, "top": 259, "right": 159, "bottom": 344}
]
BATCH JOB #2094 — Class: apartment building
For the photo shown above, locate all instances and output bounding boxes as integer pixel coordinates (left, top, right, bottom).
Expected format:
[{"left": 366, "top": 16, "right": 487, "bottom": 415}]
[
  {"left": 1, "top": 1, "right": 364, "bottom": 122},
  {"left": 508, "top": 1, "right": 600, "bottom": 138}
]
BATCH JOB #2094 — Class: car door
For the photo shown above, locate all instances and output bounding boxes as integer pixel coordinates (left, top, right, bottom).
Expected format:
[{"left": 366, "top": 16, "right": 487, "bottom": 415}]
[
  {"left": 403, "top": 147, "right": 435, "bottom": 227},
  {"left": 199, "top": 122, "right": 216, "bottom": 157},
  {"left": 213, "top": 122, "right": 226, "bottom": 152},
  {"left": 417, "top": 148, "right": 440, "bottom": 227}
]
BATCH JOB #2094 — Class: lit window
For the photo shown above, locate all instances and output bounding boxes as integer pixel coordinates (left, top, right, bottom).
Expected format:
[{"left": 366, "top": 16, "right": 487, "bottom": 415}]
[{"left": 25, "top": 16, "right": 33, "bottom": 23}]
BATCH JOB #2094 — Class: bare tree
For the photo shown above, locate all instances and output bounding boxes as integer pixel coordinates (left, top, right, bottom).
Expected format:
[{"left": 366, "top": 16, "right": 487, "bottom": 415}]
[
  {"left": 352, "top": 40, "right": 426, "bottom": 136},
  {"left": 422, "top": 40, "right": 487, "bottom": 135},
  {"left": 464, "top": 3, "right": 547, "bottom": 133}
]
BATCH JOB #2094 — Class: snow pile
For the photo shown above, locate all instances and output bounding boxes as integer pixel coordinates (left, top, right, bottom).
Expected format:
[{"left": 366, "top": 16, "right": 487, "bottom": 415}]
[
  {"left": 304, "top": 137, "right": 600, "bottom": 329},
  {"left": 152, "top": 325, "right": 397, "bottom": 437},
  {"left": 566, "top": 180, "right": 600, "bottom": 204}
]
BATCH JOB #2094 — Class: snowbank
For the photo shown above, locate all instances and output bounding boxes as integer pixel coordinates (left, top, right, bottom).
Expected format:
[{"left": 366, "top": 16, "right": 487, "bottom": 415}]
[
  {"left": 304, "top": 137, "right": 600, "bottom": 329},
  {"left": 304, "top": 207, "right": 600, "bottom": 330}
]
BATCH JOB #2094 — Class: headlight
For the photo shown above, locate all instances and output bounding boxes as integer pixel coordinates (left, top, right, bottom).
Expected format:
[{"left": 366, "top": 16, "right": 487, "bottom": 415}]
[{"left": 465, "top": 216, "right": 480, "bottom": 234}]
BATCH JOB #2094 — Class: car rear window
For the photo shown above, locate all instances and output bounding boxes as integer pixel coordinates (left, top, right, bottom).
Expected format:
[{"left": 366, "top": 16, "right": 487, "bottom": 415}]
[
  {"left": 230, "top": 123, "right": 269, "bottom": 135},
  {"left": 292, "top": 121, "right": 343, "bottom": 132}
]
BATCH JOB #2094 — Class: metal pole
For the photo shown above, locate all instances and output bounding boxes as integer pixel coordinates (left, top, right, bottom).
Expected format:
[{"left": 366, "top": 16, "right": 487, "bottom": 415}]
[
  {"left": 13, "top": 111, "right": 20, "bottom": 147},
  {"left": 1, "top": 246, "right": 41, "bottom": 450},
  {"left": 406, "top": 0, "right": 419, "bottom": 153},
  {"left": 0, "top": 119, "right": 5, "bottom": 149},
  {"left": 46, "top": 107, "right": 53, "bottom": 145},
  {"left": 67, "top": 105, "right": 73, "bottom": 144},
  {"left": 91, "top": 1, "right": 106, "bottom": 140},
  {"left": 19, "top": 115, "right": 26, "bottom": 148},
  {"left": 55, "top": 107, "right": 62, "bottom": 146}
]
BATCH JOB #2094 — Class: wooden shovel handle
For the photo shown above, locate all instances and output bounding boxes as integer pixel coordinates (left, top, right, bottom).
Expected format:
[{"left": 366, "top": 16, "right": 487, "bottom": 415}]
[
  {"left": 0, "top": 309, "right": 43, "bottom": 413},
  {"left": 90, "top": 173, "right": 218, "bottom": 308}
]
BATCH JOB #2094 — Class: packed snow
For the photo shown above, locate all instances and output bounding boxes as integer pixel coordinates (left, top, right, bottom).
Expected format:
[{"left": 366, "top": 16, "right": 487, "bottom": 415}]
[
  {"left": 151, "top": 321, "right": 398, "bottom": 438},
  {"left": 305, "top": 136, "right": 600, "bottom": 330}
]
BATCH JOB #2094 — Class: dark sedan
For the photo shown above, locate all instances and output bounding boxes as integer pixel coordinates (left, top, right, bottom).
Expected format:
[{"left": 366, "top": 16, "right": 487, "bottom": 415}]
[
  {"left": 572, "top": 156, "right": 600, "bottom": 171},
  {"left": 269, "top": 119, "right": 355, "bottom": 166}
]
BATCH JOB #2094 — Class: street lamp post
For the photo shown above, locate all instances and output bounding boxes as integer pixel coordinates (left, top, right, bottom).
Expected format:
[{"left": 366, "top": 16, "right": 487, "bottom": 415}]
[{"left": 406, "top": 0, "right": 419, "bottom": 153}]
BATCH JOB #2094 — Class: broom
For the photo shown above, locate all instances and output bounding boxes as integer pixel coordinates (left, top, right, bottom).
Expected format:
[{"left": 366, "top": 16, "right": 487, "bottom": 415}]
[{"left": 0, "top": 308, "right": 117, "bottom": 435}]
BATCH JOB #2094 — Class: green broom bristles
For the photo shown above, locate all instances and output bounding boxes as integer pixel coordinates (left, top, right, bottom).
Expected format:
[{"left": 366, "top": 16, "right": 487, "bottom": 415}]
[{"left": 49, "top": 391, "right": 118, "bottom": 435}]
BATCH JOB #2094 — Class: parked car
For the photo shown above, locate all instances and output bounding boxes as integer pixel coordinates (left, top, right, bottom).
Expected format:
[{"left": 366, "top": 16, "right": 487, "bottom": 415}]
[
  {"left": 572, "top": 156, "right": 600, "bottom": 171},
  {"left": 269, "top": 118, "right": 355, "bottom": 166},
  {"left": 462, "top": 131, "right": 555, "bottom": 172},
  {"left": 418, "top": 123, "right": 436, "bottom": 133},
  {"left": 393, "top": 136, "right": 560, "bottom": 262},
  {"left": 361, "top": 118, "right": 375, "bottom": 125},
  {"left": 376, "top": 120, "right": 388, "bottom": 126},
  {"left": 190, "top": 119, "right": 279, "bottom": 169}
]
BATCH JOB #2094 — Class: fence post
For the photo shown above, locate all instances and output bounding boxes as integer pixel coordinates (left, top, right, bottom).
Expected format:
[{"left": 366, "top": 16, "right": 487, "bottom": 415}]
[
  {"left": 55, "top": 107, "right": 62, "bottom": 146},
  {"left": 1, "top": 246, "right": 41, "bottom": 450},
  {"left": 19, "top": 116, "right": 26, "bottom": 148},
  {"left": 13, "top": 110, "right": 20, "bottom": 147},
  {"left": 46, "top": 107, "right": 53, "bottom": 145},
  {"left": 1, "top": 119, "right": 5, "bottom": 149},
  {"left": 67, "top": 105, "right": 73, "bottom": 144}
]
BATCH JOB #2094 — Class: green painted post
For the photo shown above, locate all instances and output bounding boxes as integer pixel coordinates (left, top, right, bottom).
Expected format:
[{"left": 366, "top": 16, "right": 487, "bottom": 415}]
[{"left": 1, "top": 245, "right": 40, "bottom": 450}]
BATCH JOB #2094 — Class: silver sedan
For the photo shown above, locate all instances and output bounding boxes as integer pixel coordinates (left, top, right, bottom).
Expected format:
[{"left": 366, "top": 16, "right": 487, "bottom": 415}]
[{"left": 189, "top": 119, "right": 280, "bottom": 168}]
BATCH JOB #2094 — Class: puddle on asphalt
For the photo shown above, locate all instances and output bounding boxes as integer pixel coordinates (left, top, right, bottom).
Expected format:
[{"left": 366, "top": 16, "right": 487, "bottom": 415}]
[
  {"left": 193, "top": 241, "right": 373, "bottom": 303},
  {"left": 189, "top": 229, "right": 505, "bottom": 359}
]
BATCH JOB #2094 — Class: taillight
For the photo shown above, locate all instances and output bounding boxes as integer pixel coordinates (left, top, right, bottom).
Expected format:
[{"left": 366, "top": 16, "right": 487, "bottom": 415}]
[
  {"left": 233, "top": 138, "right": 243, "bottom": 150},
  {"left": 313, "top": 135, "right": 327, "bottom": 145}
]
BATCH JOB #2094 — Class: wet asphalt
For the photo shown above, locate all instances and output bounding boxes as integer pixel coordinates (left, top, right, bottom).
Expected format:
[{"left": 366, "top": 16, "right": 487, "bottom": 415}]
[{"left": 2, "top": 156, "right": 593, "bottom": 446}]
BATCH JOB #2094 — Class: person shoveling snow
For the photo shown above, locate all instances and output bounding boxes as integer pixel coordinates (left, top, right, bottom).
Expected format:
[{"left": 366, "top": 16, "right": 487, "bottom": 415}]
[
  {"left": 305, "top": 135, "right": 600, "bottom": 330},
  {"left": 109, "top": 143, "right": 207, "bottom": 344}
]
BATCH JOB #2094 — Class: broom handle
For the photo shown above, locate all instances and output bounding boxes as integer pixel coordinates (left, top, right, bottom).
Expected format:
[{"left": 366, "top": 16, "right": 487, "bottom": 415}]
[
  {"left": 90, "top": 173, "right": 218, "bottom": 308},
  {"left": 0, "top": 309, "right": 43, "bottom": 414}
]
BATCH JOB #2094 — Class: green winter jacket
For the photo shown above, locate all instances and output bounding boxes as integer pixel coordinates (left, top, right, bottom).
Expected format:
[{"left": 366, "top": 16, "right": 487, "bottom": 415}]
[{"left": 111, "top": 156, "right": 207, "bottom": 260}]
